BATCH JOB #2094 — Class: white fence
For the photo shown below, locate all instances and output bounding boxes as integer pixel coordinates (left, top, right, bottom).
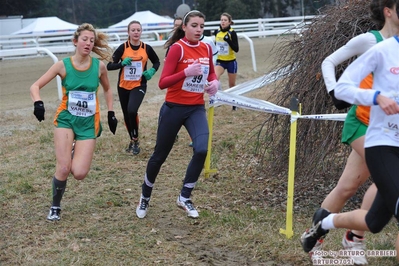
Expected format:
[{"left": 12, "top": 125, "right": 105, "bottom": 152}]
[
  {"left": 0, "top": 16, "right": 314, "bottom": 100},
  {"left": 0, "top": 16, "right": 314, "bottom": 50}
]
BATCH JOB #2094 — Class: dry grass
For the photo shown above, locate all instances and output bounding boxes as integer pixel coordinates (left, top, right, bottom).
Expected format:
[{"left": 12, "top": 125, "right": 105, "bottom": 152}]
[
  {"left": 259, "top": 0, "right": 381, "bottom": 183},
  {"left": 0, "top": 37, "right": 397, "bottom": 265}
]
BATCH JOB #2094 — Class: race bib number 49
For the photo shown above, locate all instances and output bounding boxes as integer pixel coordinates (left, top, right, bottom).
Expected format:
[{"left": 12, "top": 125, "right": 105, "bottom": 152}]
[
  {"left": 182, "top": 65, "right": 209, "bottom": 93},
  {"left": 68, "top": 91, "right": 96, "bottom": 117}
]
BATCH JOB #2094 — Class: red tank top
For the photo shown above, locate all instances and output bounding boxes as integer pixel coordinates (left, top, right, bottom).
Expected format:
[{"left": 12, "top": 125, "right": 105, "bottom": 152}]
[{"left": 165, "top": 40, "right": 211, "bottom": 105}]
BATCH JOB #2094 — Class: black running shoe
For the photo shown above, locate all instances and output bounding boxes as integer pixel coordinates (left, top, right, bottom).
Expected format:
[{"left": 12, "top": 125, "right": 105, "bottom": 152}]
[
  {"left": 300, "top": 208, "right": 330, "bottom": 253},
  {"left": 126, "top": 142, "right": 134, "bottom": 153},
  {"left": 132, "top": 140, "right": 140, "bottom": 155}
]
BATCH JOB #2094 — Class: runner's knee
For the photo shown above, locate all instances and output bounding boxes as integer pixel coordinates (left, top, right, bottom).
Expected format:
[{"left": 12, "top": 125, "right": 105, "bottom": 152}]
[{"left": 365, "top": 213, "right": 388, "bottom": 233}]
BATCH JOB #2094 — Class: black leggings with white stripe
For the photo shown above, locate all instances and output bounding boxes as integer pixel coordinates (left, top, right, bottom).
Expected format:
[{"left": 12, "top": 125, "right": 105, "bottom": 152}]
[{"left": 141, "top": 102, "right": 209, "bottom": 199}]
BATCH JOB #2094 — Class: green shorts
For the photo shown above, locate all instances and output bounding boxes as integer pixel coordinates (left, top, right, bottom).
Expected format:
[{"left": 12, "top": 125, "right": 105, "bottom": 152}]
[
  {"left": 341, "top": 105, "right": 367, "bottom": 145},
  {"left": 55, "top": 110, "right": 102, "bottom": 140}
]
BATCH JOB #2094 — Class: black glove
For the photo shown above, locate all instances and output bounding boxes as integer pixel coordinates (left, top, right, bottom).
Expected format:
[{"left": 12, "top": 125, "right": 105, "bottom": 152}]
[
  {"left": 108, "top": 111, "right": 118, "bottom": 135},
  {"left": 223, "top": 34, "right": 231, "bottom": 42},
  {"left": 33, "top": 101, "right": 45, "bottom": 122},
  {"left": 329, "top": 90, "right": 351, "bottom": 110}
]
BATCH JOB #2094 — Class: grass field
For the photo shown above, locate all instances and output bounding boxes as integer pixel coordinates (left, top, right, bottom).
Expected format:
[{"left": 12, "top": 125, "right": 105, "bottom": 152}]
[{"left": 1, "top": 36, "right": 398, "bottom": 265}]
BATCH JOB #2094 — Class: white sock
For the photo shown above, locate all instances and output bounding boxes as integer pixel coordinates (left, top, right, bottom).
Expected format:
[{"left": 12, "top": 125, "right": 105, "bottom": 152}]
[{"left": 321, "top": 213, "right": 336, "bottom": 230}]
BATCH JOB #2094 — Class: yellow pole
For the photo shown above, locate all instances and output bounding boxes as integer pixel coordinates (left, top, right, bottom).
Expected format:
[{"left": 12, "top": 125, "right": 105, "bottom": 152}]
[
  {"left": 280, "top": 97, "right": 299, "bottom": 239},
  {"left": 204, "top": 106, "right": 217, "bottom": 178}
]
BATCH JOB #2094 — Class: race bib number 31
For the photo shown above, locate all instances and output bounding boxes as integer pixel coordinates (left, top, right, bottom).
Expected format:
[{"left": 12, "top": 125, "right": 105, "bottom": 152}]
[{"left": 68, "top": 91, "right": 96, "bottom": 117}]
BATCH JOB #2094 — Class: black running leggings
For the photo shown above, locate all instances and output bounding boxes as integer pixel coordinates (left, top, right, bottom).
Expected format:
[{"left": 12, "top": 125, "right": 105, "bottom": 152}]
[
  {"left": 365, "top": 146, "right": 399, "bottom": 233},
  {"left": 118, "top": 86, "right": 146, "bottom": 140},
  {"left": 142, "top": 102, "right": 209, "bottom": 199}
]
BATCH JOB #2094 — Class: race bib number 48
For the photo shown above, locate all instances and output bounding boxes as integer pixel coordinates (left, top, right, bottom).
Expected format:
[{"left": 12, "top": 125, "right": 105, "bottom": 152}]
[{"left": 68, "top": 91, "right": 96, "bottom": 117}]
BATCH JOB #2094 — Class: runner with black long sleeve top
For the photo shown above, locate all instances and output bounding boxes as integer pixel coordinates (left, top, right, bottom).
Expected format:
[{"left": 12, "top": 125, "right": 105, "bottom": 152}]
[{"left": 107, "top": 20, "right": 160, "bottom": 155}]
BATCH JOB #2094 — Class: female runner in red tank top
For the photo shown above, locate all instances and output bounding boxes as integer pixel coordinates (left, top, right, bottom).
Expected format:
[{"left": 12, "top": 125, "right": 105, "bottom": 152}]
[{"left": 135, "top": 10, "right": 220, "bottom": 219}]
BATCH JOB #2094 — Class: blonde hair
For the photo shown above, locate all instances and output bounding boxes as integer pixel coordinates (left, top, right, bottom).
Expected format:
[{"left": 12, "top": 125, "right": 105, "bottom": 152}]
[{"left": 73, "top": 23, "right": 113, "bottom": 61}]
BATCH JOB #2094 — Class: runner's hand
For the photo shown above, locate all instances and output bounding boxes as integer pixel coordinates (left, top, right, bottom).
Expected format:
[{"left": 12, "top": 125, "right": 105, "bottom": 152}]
[
  {"left": 376, "top": 94, "right": 399, "bottom": 115},
  {"left": 205, "top": 80, "right": 219, "bottom": 96},
  {"left": 184, "top": 60, "right": 202, "bottom": 77},
  {"left": 121, "top": 57, "right": 132, "bottom": 66},
  {"left": 328, "top": 90, "right": 351, "bottom": 110},
  {"left": 33, "top": 101, "right": 45, "bottom": 122},
  {"left": 143, "top": 68, "right": 156, "bottom": 80},
  {"left": 108, "top": 111, "right": 118, "bottom": 135}
]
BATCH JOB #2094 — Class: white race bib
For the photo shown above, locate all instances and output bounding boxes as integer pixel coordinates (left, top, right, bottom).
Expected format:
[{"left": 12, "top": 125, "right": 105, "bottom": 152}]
[
  {"left": 68, "top": 91, "right": 96, "bottom": 117},
  {"left": 216, "top": 42, "right": 229, "bottom": 55},
  {"left": 124, "top": 61, "right": 143, "bottom": 81},
  {"left": 182, "top": 65, "right": 209, "bottom": 93}
]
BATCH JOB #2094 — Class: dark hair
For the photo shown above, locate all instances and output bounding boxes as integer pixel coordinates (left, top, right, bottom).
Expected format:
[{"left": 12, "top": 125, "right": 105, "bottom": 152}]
[
  {"left": 370, "top": 0, "right": 399, "bottom": 28},
  {"left": 164, "top": 10, "right": 205, "bottom": 48},
  {"left": 221, "top": 12, "right": 234, "bottom": 25},
  {"left": 173, "top": 17, "right": 183, "bottom": 23}
]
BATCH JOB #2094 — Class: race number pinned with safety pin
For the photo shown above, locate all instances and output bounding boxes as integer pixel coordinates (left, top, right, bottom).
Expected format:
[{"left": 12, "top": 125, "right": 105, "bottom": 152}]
[
  {"left": 124, "top": 61, "right": 143, "bottom": 81},
  {"left": 182, "top": 65, "right": 209, "bottom": 93},
  {"left": 68, "top": 91, "right": 96, "bottom": 117},
  {"left": 383, "top": 91, "right": 399, "bottom": 141}
]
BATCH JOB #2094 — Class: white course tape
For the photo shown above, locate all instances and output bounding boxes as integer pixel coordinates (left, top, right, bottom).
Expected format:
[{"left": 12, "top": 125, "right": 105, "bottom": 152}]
[
  {"left": 210, "top": 91, "right": 291, "bottom": 115},
  {"left": 300, "top": 113, "right": 347, "bottom": 121}
]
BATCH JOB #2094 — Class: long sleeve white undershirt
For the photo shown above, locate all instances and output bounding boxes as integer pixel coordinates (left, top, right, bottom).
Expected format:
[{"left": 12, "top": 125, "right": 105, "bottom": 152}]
[
  {"left": 335, "top": 36, "right": 399, "bottom": 148},
  {"left": 321, "top": 32, "right": 382, "bottom": 93}
]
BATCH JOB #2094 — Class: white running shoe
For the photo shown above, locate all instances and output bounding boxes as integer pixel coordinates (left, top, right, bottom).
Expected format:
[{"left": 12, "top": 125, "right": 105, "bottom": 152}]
[
  {"left": 309, "top": 239, "right": 324, "bottom": 264},
  {"left": 136, "top": 195, "right": 150, "bottom": 219},
  {"left": 47, "top": 206, "right": 61, "bottom": 221},
  {"left": 176, "top": 196, "right": 199, "bottom": 218},
  {"left": 342, "top": 230, "right": 368, "bottom": 265}
]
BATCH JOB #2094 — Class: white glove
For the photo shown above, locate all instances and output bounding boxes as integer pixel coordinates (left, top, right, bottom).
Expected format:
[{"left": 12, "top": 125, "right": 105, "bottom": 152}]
[
  {"left": 205, "top": 80, "right": 219, "bottom": 96},
  {"left": 184, "top": 60, "right": 202, "bottom": 77}
]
